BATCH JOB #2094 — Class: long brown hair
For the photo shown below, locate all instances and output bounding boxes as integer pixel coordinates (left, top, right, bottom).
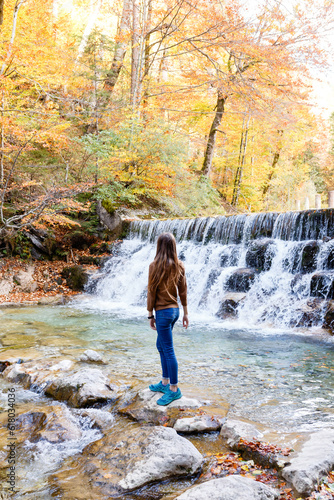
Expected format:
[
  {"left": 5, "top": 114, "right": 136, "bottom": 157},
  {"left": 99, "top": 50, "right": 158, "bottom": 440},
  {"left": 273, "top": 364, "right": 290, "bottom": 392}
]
[{"left": 148, "top": 232, "right": 183, "bottom": 293}]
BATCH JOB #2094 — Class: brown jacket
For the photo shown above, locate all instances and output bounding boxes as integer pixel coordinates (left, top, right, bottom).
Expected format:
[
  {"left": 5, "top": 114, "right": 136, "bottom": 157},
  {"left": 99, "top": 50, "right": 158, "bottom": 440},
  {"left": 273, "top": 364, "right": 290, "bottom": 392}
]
[{"left": 147, "top": 262, "right": 187, "bottom": 312}]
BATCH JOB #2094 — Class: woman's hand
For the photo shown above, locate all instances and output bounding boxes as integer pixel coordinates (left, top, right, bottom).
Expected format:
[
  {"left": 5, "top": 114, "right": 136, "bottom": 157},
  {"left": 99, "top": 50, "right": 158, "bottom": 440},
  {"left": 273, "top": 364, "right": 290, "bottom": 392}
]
[
  {"left": 149, "top": 317, "right": 157, "bottom": 330},
  {"left": 183, "top": 314, "right": 189, "bottom": 329}
]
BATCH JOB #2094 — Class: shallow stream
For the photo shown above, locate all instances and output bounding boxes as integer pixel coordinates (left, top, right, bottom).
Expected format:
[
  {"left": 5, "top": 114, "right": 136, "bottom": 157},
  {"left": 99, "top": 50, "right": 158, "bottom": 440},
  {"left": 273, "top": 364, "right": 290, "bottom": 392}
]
[{"left": 0, "top": 298, "right": 334, "bottom": 497}]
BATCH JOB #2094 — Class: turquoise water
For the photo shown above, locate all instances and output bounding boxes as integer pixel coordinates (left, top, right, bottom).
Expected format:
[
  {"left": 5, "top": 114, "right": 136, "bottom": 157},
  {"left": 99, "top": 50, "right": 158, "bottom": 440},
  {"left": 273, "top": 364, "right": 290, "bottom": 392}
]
[{"left": 1, "top": 300, "right": 334, "bottom": 433}]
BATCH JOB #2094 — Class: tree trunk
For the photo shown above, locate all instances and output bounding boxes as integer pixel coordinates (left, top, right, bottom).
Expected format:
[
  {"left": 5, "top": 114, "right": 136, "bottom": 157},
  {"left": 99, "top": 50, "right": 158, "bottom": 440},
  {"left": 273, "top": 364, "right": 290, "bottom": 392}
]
[
  {"left": 262, "top": 130, "right": 283, "bottom": 198},
  {"left": 0, "top": 1, "right": 26, "bottom": 76},
  {"left": 142, "top": 0, "right": 153, "bottom": 118},
  {"left": 231, "top": 114, "right": 250, "bottom": 206},
  {"left": 0, "top": 0, "right": 4, "bottom": 25},
  {"left": 131, "top": 0, "right": 140, "bottom": 109},
  {"left": 202, "top": 91, "right": 226, "bottom": 177},
  {"left": 103, "top": 0, "right": 131, "bottom": 97},
  {"left": 1, "top": 92, "right": 4, "bottom": 187}
]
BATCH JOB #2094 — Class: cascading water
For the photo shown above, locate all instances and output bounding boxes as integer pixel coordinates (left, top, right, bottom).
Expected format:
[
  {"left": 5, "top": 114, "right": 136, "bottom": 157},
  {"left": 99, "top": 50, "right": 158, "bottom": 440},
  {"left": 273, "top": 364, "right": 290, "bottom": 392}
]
[{"left": 89, "top": 209, "right": 334, "bottom": 333}]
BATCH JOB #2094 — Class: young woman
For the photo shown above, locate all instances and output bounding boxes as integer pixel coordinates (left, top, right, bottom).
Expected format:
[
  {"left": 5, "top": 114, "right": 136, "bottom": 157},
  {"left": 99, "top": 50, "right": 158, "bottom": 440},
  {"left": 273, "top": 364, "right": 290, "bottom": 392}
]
[{"left": 147, "top": 232, "right": 189, "bottom": 406}]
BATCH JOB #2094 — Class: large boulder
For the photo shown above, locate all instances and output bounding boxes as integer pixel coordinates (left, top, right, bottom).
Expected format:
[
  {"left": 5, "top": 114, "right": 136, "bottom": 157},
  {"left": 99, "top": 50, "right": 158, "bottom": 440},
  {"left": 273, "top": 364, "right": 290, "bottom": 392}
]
[
  {"left": 45, "top": 368, "right": 117, "bottom": 408},
  {"left": 61, "top": 265, "right": 89, "bottom": 291},
  {"left": 3, "top": 360, "right": 118, "bottom": 408},
  {"left": 225, "top": 269, "right": 256, "bottom": 293},
  {"left": 96, "top": 200, "right": 123, "bottom": 237},
  {"left": 175, "top": 475, "right": 279, "bottom": 500},
  {"left": 13, "top": 265, "right": 38, "bottom": 292},
  {"left": 50, "top": 426, "right": 203, "bottom": 497},
  {"left": 282, "top": 429, "right": 334, "bottom": 496}
]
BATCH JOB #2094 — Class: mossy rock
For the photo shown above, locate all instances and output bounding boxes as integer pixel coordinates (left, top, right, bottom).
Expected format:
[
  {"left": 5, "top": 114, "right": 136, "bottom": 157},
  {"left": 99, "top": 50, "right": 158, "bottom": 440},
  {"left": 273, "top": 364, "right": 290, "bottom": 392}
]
[
  {"left": 61, "top": 266, "right": 88, "bottom": 291},
  {"left": 101, "top": 199, "right": 117, "bottom": 215}
]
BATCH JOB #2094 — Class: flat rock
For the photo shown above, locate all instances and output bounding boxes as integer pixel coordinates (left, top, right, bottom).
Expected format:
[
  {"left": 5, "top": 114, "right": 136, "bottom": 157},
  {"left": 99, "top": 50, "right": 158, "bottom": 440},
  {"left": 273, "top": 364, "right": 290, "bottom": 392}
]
[
  {"left": 174, "top": 415, "right": 222, "bottom": 433},
  {"left": 175, "top": 475, "right": 279, "bottom": 499},
  {"left": 45, "top": 368, "right": 117, "bottom": 408},
  {"left": 119, "top": 388, "right": 203, "bottom": 425},
  {"left": 220, "top": 419, "right": 264, "bottom": 448},
  {"left": 282, "top": 429, "right": 334, "bottom": 495},
  {"left": 50, "top": 426, "right": 203, "bottom": 497},
  {"left": 38, "top": 294, "right": 68, "bottom": 305}
]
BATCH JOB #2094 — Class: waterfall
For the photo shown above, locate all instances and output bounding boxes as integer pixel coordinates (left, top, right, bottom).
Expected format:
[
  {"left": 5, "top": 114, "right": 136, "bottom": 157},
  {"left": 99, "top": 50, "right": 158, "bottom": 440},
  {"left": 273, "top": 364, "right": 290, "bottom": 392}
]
[{"left": 89, "top": 210, "right": 334, "bottom": 332}]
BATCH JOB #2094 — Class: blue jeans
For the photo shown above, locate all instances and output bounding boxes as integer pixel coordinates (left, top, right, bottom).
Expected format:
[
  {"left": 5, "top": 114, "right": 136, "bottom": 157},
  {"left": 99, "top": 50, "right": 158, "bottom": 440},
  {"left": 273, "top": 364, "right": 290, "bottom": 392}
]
[{"left": 155, "top": 307, "right": 179, "bottom": 385}]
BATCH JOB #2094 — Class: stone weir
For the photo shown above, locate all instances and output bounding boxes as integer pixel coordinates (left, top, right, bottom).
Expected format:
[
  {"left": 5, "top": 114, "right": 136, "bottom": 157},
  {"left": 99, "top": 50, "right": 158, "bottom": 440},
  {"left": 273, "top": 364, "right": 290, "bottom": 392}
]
[{"left": 91, "top": 209, "right": 334, "bottom": 333}]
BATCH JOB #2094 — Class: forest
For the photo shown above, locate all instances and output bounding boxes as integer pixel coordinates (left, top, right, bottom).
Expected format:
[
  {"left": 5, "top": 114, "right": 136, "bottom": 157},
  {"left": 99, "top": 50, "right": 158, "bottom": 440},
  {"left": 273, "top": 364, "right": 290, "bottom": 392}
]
[{"left": 1, "top": 0, "right": 334, "bottom": 249}]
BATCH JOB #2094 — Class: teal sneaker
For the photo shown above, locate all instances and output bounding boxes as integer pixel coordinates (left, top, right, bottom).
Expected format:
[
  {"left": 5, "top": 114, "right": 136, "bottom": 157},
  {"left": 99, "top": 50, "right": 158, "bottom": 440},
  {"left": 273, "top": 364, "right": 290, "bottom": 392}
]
[
  {"left": 157, "top": 388, "right": 182, "bottom": 406},
  {"left": 149, "top": 381, "right": 170, "bottom": 393}
]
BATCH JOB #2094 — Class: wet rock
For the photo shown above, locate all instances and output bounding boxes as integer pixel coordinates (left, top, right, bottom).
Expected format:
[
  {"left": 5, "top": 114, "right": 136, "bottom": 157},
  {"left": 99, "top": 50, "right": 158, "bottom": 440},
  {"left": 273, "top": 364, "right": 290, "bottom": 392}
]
[
  {"left": 45, "top": 368, "right": 116, "bottom": 408},
  {"left": 324, "top": 245, "right": 334, "bottom": 270},
  {"left": 216, "top": 292, "right": 246, "bottom": 319},
  {"left": 38, "top": 294, "right": 68, "bottom": 305},
  {"left": 13, "top": 265, "right": 38, "bottom": 292},
  {"left": 282, "top": 429, "right": 334, "bottom": 496},
  {"left": 220, "top": 246, "right": 240, "bottom": 267},
  {"left": 16, "top": 411, "right": 47, "bottom": 441},
  {"left": 175, "top": 475, "right": 279, "bottom": 500},
  {"left": 323, "top": 300, "right": 334, "bottom": 333},
  {"left": 37, "top": 405, "right": 82, "bottom": 443},
  {"left": 300, "top": 241, "right": 320, "bottom": 273},
  {"left": 0, "top": 360, "right": 11, "bottom": 372},
  {"left": 293, "top": 299, "right": 325, "bottom": 328},
  {"left": 51, "top": 426, "right": 203, "bottom": 496},
  {"left": 79, "top": 349, "right": 105, "bottom": 364},
  {"left": 96, "top": 200, "right": 123, "bottom": 237},
  {"left": 16, "top": 406, "right": 82, "bottom": 444},
  {"left": 174, "top": 415, "right": 222, "bottom": 433},
  {"left": 310, "top": 272, "right": 334, "bottom": 299},
  {"left": 245, "top": 240, "right": 273, "bottom": 272},
  {"left": 220, "top": 419, "right": 263, "bottom": 448},
  {"left": 78, "top": 408, "right": 115, "bottom": 432},
  {"left": 118, "top": 388, "right": 204, "bottom": 426},
  {"left": 61, "top": 266, "right": 89, "bottom": 291},
  {"left": 206, "top": 269, "right": 221, "bottom": 288},
  {"left": 3, "top": 358, "right": 81, "bottom": 396},
  {"left": 225, "top": 269, "right": 256, "bottom": 293},
  {"left": 3, "top": 362, "right": 32, "bottom": 388}
]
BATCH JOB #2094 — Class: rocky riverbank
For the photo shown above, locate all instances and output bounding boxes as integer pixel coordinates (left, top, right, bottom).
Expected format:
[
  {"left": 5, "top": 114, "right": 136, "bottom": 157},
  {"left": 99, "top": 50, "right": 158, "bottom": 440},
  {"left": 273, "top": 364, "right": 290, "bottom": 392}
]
[
  {"left": 0, "top": 254, "right": 105, "bottom": 307},
  {"left": 1, "top": 349, "right": 334, "bottom": 499}
]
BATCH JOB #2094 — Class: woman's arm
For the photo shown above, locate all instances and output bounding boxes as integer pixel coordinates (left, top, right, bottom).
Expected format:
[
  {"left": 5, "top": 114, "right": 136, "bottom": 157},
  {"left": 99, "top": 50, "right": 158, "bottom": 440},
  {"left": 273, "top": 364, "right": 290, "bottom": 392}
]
[
  {"left": 182, "top": 305, "right": 189, "bottom": 329},
  {"left": 178, "top": 263, "right": 189, "bottom": 329},
  {"left": 148, "top": 309, "right": 156, "bottom": 330},
  {"left": 147, "top": 264, "right": 157, "bottom": 330}
]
